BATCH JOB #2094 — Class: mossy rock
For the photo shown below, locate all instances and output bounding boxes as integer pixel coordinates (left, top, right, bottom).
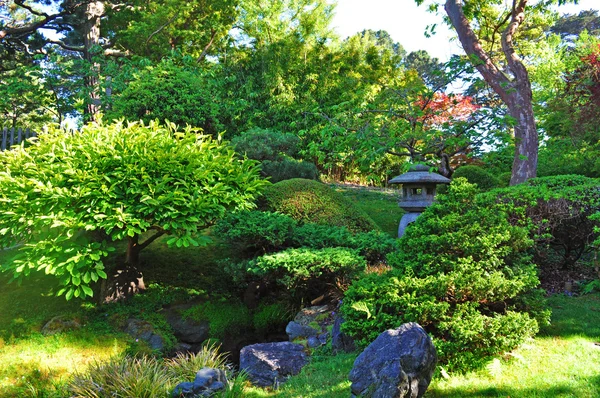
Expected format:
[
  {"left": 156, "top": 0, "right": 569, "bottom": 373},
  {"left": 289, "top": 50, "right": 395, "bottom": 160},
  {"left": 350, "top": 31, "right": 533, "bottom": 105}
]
[{"left": 260, "top": 179, "right": 379, "bottom": 233}]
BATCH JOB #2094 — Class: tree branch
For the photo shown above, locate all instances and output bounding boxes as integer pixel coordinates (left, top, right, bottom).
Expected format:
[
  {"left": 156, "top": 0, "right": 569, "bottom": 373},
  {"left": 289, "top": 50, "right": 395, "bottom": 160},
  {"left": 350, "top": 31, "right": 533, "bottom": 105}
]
[{"left": 444, "top": 0, "right": 512, "bottom": 103}]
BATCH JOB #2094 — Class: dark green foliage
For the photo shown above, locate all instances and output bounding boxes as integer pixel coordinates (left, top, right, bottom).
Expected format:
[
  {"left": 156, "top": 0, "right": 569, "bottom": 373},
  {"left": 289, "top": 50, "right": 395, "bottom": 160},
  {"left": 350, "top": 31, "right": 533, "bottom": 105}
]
[
  {"left": 231, "top": 128, "right": 320, "bottom": 182},
  {"left": 183, "top": 299, "right": 252, "bottom": 340},
  {"left": 342, "top": 179, "right": 548, "bottom": 371},
  {"left": 260, "top": 179, "right": 379, "bottom": 233},
  {"left": 214, "top": 211, "right": 297, "bottom": 253},
  {"left": 231, "top": 128, "right": 300, "bottom": 161},
  {"left": 215, "top": 210, "right": 397, "bottom": 263},
  {"left": 246, "top": 247, "right": 366, "bottom": 301},
  {"left": 261, "top": 159, "right": 320, "bottom": 183},
  {"left": 108, "top": 60, "right": 222, "bottom": 135},
  {"left": 452, "top": 165, "right": 501, "bottom": 190},
  {"left": 493, "top": 175, "right": 600, "bottom": 266},
  {"left": 252, "top": 302, "right": 292, "bottom": 335}
]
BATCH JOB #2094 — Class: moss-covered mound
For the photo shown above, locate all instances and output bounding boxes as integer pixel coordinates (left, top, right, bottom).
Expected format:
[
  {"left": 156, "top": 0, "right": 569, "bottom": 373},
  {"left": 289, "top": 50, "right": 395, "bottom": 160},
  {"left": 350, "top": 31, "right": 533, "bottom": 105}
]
[{"left": 260, "top": 179, "right": 379, "bottom": 233}]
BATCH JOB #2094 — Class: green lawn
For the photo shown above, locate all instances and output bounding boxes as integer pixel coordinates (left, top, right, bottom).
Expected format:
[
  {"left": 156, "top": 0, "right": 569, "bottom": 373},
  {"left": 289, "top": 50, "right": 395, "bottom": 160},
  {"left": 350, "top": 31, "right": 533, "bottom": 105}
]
[{"left": 332, "top": 184, "right": 402, "bottom": 237}]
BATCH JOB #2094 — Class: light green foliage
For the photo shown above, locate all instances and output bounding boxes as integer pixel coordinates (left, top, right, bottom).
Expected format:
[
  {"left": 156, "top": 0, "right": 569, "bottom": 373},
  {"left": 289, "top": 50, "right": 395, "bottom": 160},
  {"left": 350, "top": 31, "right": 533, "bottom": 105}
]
[
  {"left": 0, "top": 120, "right": 266, "bottom": 299},
  {"left": 452, "top": 165, "right": 502, "bottom": 190},
  {"left": 342, "top": 179, "right": 547, "bottom": 371},
  {"left": 246, "top": 247, "right": 366, "bottom": 300},
  {"left": 260, "top": 179, "right": 379, "bottom": 233}
]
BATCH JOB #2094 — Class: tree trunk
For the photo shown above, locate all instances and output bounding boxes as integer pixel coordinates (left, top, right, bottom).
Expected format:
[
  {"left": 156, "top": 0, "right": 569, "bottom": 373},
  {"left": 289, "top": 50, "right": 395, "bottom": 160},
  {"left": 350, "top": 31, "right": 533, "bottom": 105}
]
[
  {"left": 444, "top": 0, "right": 537, "bottom": 185},
  {"left": 100, "top": 235, "right": 146, "bottom": 303},
  {"left": 506, "top": 88, "right": 538, "bottom": 185},
  {"left": 83, "top": 1, "right": 104, "bottom": 122}
]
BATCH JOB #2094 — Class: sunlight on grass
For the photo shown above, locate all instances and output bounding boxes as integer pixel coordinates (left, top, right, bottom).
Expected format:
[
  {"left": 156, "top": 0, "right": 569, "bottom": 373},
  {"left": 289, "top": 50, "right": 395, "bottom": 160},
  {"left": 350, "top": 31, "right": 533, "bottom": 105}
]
[{"left": 0, "top": 332, "right": 127, "bottom": 396}]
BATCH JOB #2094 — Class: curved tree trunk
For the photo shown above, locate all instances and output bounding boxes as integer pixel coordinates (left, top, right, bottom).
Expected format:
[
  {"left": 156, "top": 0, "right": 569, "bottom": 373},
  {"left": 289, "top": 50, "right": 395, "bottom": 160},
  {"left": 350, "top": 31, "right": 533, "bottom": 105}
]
[{"left": 444, "top": 0, "right": 538, "bottom": 185}]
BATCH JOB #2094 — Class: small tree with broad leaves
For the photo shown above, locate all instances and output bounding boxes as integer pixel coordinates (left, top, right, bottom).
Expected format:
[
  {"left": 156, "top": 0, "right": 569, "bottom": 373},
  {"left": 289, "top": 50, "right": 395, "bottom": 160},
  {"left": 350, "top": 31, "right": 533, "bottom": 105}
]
[{"left": 0, "top": 120, "right": 267, "bottom": 300}]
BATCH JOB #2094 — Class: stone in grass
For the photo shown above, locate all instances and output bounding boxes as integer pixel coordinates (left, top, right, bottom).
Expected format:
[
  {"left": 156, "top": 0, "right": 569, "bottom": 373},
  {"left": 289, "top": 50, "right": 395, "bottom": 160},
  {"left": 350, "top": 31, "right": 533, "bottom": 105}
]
[
  {"left": 124, "top": 318, "right": 165, "bottom": 351},
  {"left": 349, "top": 323, "right": 437, "bottom": 398},
  {"left": 332, "top": 316, "right": 356, "bottom": 353},
  {"left": 41, "top": 316, "right": 82, "bottom": 336},
  {"left": 172, "top": 367, "right": 227, "bottom": 397},
  {"left": 240, "top": 342, "right": 309, "bottom": 387}
]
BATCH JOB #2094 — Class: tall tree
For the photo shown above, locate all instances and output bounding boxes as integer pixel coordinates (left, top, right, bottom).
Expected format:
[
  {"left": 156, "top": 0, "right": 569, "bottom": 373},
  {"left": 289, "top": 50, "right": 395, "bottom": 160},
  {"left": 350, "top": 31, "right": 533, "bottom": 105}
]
[{"left": 418, "top": 0, "right": 578, "bottom": 185}]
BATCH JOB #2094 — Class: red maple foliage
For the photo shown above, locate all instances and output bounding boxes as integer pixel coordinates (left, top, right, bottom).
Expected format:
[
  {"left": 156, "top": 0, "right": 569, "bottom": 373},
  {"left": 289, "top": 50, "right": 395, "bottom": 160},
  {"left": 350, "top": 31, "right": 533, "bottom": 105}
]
[{"left": 416, "top": 92, "right": 480, "bottom": 127}]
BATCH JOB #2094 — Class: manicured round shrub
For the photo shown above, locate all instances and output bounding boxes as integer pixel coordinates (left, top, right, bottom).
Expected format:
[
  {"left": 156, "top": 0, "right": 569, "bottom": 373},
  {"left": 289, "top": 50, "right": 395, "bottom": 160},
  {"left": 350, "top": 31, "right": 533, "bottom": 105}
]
[
  {"left": 260, "top": 179, "right": 379, "bottom": 233},
  {"left": 452, "top": 165, "right": 500, "bottom": 190},
  {"left": 341, "top": 179, "right": 549, "bottom": 371}
]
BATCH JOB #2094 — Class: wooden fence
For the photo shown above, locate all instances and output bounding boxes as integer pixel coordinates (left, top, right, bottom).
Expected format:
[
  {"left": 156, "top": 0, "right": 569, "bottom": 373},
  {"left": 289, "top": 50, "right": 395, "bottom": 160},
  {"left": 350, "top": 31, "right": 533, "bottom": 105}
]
[{"left": 1, "top": 127, "right": 37, "bottom": 151}]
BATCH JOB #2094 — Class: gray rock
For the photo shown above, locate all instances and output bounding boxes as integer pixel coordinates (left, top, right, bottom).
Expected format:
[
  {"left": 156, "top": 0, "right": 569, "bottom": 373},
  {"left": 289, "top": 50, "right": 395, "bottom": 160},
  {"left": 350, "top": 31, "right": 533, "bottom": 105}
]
[
  {"left": 307, "top": 336, "right": 321, "bottom": 348},
  {"left": 332, "top": 316, "right": 356, "bottom": 353},
  {"left": 286, "top": 321, "right": 318, "bottom": 341},
  {"left": 164, "top": 306, "right": 210, "bottom": 344},
  {"left": 125, "top": 318, "right": 165, "bottom": 351},
  {"left": 41, "top": 316, "right": 82, "bottom": 336},
  {"left": 240, "top": 342, "right": 309, "bottom": 387},
  {"left": 172, "top": 367, "right": 227, "bottom": 397},
  {"left": 172, "top": 382, "right": 195, "bottom": 397},
  {"left": 349, "top": 323, "right": 437, "bottom": 398}
]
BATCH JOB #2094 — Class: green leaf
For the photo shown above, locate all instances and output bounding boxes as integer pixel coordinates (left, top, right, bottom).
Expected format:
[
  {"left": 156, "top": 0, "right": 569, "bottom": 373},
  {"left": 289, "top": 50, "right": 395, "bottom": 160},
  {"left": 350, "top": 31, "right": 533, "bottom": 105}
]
[{"left": 82, "top": 285, "right": 93, "bottom": 297}]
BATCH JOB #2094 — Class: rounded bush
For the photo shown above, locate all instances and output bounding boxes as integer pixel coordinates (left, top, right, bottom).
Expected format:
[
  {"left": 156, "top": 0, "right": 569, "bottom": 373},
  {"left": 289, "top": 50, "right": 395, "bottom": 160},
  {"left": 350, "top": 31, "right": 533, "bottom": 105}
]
[
  {"left": 260, "top": 179, "right": 379, "bottom": 233},
  {"left": 452, "top": 165, "right": 500, "bottom": 190},
  {"left": 341, "top": 179, "right": 548, "bottom": 371}
]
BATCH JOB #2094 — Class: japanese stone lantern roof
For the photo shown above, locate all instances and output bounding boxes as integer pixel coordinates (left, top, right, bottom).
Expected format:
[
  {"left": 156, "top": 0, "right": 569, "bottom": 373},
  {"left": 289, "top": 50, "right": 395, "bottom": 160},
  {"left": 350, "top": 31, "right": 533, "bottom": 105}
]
[{"left": 388, "top": 164, "right": 451, "bottom": 185}]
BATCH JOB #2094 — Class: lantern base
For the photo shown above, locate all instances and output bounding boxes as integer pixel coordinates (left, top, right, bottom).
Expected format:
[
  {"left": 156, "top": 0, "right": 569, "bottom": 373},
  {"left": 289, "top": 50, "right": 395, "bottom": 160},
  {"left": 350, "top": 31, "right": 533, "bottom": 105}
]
[{"left": 398, "top": 212, "right": 421, "bottom": 238}]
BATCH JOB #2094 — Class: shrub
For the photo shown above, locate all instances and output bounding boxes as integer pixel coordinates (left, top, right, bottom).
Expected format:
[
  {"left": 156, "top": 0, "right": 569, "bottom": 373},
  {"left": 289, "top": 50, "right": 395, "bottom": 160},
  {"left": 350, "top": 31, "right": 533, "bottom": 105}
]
[
  {"left": 214, "top": 211, "right": 297, "bottom": 253},
  {"left": 216, "top": 211, "right": 397, "bottom": 262},
  {"left": 342, "top": 179, "right": 548, "bottom": 371},
  {"left": 246, "top": 247, "right": 366, "bottom": 302},
  {"left": 452, "top": 165, "right": 500, "bottom": 190},
  {"left": 261, "top": 159, "right": 320, "bottom": 182},
  {"left": 494, "top": 175, "right": 600, "bottom": 266},
  {"left": 0, "top": 120, "right": 266, "bottom": 300},
  {"left": 260, "top": 179, "right": 379, "bottom": 233}
]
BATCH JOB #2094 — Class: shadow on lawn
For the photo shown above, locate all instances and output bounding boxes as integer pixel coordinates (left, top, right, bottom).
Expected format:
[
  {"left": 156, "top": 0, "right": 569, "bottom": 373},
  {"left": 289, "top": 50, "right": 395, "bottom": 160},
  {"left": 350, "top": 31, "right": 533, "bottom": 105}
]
[
  {"left": 544, "top": 293, "right": 600, "bottom": 339},
  {"left": 428, "top": 374, "right": 600, "bottom": 398}
]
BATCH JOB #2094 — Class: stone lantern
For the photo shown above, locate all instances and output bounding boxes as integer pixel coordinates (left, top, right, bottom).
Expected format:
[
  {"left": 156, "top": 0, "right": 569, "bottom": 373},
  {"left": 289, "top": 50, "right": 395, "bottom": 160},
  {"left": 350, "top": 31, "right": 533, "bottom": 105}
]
[{"left": 388, "top": 164, "right": 451, "bottom": 237}]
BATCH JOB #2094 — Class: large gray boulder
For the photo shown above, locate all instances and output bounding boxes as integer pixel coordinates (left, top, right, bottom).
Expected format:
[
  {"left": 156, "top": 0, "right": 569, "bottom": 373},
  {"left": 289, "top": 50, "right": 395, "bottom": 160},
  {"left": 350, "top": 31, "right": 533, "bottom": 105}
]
[
  {"left": 240, "top": 342, "right": 309, "bottom": 387},
  {"left": 349, "top": 323, "right": 437, "bottom": 398}
]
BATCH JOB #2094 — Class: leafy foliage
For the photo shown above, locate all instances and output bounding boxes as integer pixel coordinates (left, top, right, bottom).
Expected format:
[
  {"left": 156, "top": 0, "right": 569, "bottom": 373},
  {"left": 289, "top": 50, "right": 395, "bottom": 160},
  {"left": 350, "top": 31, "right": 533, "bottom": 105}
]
[
  {"left": 108, "top": 59, "right": 223, "bottom": 135},
  {"left": 452, "top": 165, "right": 502, "bottom": 190},
  {"left": 244, "top": 247, "right": 366, "bottom": 301},
  {"left": 215, "top": 210, "right": 397, "bottom": 262},
  {"left": 232, "top": 128, "right": 320, "bottom": 182},
  {"left": 183, "top": 300, "right": 252, "bottom": 340},
  {"left": 0, "top": 120, "right": 266, "bottom": 299},
  {"left": 342, "top": 179, "right": 548, "bottom": 371},
  {"left": 260, "top": 179, "right": 378, "bottom": 233}
]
